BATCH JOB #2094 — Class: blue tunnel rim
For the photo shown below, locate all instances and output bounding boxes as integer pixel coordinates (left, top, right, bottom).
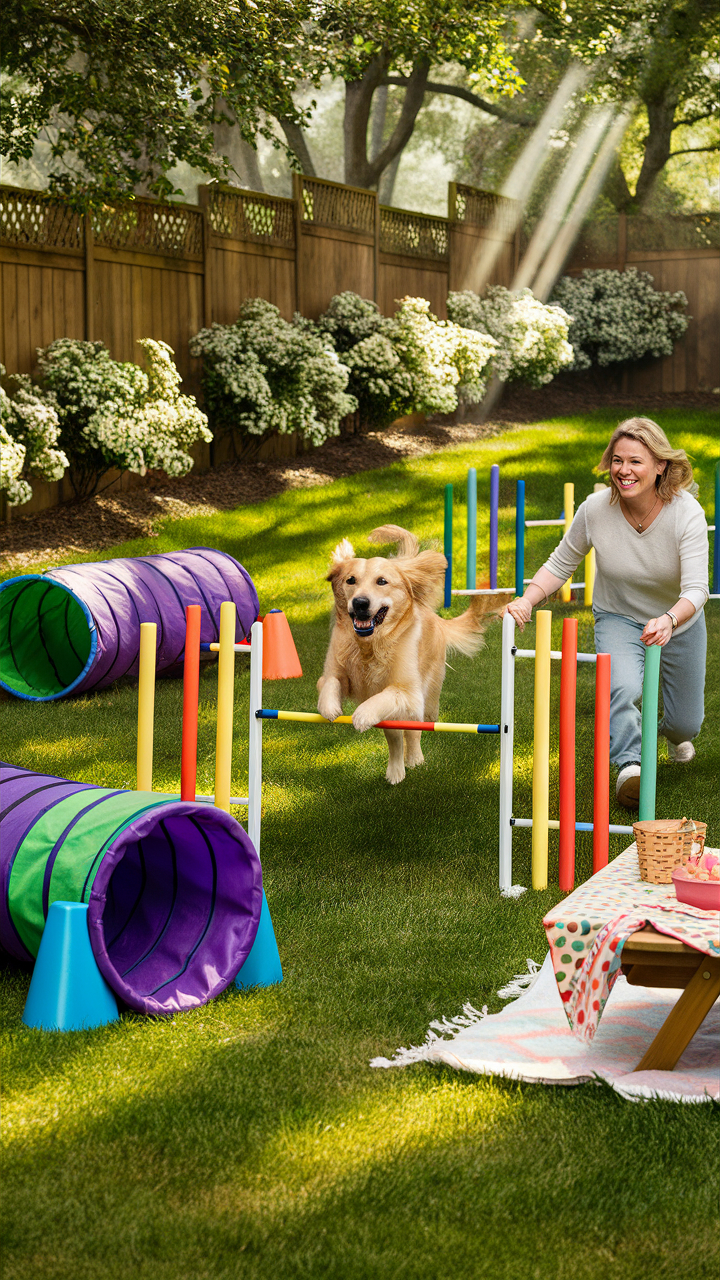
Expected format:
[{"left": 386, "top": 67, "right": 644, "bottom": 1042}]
[{"left": 0, "top": 573, "right": 98, "bottom": 702}]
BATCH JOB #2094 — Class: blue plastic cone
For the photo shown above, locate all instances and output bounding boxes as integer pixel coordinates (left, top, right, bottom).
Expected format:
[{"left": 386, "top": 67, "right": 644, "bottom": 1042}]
[
  {"left": 23, "top": 901, "right": 119, "bottom": 1031},
  {"left": 235, "top": 890, "right": 283, "bottom": 991}
]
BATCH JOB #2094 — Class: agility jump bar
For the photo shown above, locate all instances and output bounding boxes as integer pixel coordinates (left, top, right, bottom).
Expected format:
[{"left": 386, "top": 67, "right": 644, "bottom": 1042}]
[{"left": 256, "top": 710, "right": 500, "bottom": 733}]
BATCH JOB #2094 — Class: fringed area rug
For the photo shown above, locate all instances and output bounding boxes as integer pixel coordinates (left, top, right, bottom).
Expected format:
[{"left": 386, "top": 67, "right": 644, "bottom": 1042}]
[{"left": 371, "top": 954, "right": 720, "bottom": 1103}]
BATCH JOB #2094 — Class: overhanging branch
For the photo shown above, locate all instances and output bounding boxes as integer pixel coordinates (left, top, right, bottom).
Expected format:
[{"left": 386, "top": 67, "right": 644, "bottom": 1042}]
[
  {"left": 669, "top": 143, "right": 720, "bottom": 156},
  {"left": 384, "top": 76, "right": 533, "bottom": 127}
]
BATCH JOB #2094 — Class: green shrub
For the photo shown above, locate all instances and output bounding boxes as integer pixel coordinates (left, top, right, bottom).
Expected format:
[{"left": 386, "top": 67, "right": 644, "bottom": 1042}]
[
  {"left": 190, "top": 299, "right": 357, "bottom": 447},
  {"left": 0, "top": 365, "right": 68, "bottom": 506},
  {"left": 550, "top": 268, "right": 689, "bottom": 370},
  {"left": 312, "top": 292, "right": 498, "bottom": 426},
  {"left": 447, "top": 287, "right": 574, "bottom": 387},
  {"left": 35, "top": 338, "right": 210, "bottom": 498}
]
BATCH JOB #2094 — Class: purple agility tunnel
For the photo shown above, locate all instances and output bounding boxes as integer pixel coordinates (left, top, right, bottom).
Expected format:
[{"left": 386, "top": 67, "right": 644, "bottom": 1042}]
[
  {"left": 0, "top": 548, "right": 258, "bottom": 701},
  {"left": 0, "top": 763, "right": 263, "bottom": 1015}
]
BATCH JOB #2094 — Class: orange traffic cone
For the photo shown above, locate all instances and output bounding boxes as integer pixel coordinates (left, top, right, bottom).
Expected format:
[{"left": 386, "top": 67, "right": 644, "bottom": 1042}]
[{"left": 262, "top": 609, "right": 302, "bottom": 679}]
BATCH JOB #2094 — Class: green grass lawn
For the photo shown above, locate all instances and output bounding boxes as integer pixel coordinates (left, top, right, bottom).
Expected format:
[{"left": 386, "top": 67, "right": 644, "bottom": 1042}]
[{"left": 2, "top": 409, "right": 719, "bottom": 1280}]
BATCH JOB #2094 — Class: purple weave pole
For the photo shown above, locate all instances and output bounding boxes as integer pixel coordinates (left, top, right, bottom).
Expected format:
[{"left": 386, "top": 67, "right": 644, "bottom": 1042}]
[{"left": 489, "top": 464, "right": 500, "bottom": 590}]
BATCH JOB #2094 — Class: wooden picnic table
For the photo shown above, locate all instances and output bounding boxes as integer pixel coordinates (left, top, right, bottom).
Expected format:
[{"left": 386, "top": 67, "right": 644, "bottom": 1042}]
[
  {"left": 621, "top": 926, "right": 720, "bottom": 1072},
  {"left": 543, "top": 845, "right": 720, "bottom": 1070}
]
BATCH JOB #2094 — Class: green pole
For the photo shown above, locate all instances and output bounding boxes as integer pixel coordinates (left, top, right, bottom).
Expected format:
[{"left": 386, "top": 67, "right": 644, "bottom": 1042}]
[
  {"left": 639, "top": 644, "right": 661, "bottom": 821},
  {"left": 707, "top": 458, "right": 712, "bottom": 591},
  {"left": 443, "top": 483, "right": 453, "bottom": 607}
]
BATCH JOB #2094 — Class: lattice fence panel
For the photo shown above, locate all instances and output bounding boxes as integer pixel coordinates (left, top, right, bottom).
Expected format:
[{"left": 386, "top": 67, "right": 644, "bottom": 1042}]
[
  {"left": 628, "top": 213, "right": 720, "bottom": 253},
  {"left": 453, "top": 184, "right": 517, "bottom": 235},
  {"left": 0, "top": 187, "right": 84, "bottom": 251},
  {"left": 380, "top": 208, "right": 449, "bottom": 260},
  {"left": 301, "top": 178, "right": 376, "bottom": 235},
  {"left": 207, "top": 188, "right": 295, "bottom": 246},
  {"left": 92, "top": 201, "right": 204, "bottom": 257}
]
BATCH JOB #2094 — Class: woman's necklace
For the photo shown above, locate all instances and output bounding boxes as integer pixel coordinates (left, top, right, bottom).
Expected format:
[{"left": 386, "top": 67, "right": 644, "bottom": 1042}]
[{"left": 620, "top": 490, "right": 660, "bottom": 531}]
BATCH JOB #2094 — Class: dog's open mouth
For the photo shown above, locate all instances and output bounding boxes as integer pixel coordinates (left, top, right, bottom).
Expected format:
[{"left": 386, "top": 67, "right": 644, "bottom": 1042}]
[{"left": 351, "top": 605, "right": 389, "bottom": 637}]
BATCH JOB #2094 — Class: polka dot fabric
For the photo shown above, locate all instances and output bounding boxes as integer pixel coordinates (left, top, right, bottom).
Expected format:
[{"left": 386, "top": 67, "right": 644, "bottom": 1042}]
[{"left": 543, "top": 845, "right": 720, "bottom": 1042}]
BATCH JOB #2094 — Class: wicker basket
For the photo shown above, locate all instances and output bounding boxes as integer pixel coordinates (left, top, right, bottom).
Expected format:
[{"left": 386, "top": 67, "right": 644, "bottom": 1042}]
[{"left": 633, "top": 817, "right": 707, "bottom": 884}]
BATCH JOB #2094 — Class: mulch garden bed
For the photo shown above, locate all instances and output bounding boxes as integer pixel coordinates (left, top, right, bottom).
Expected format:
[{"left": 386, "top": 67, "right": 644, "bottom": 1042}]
[{"left": 1, "top": 385, "right": 716, "bottom": 573}]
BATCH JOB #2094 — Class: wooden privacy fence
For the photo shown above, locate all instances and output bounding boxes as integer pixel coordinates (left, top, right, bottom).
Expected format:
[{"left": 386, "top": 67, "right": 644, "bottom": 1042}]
[
  {"left": 564, "top": 211, "right": 720, "bottom": 395},
  {"left": 1, "top": 179, "right": 717, "bottom": 520},
  {"left": 0, "top": 178, "right": 518, "bottom": 400}
]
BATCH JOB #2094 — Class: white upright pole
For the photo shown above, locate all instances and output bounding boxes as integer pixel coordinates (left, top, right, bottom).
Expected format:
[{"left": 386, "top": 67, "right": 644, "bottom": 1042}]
[
  {"left": 248, "top": 620, "right": 263, "bottom": 855},
  {"left": 499, "top": 611, "right": 516, "bottom": 892}
]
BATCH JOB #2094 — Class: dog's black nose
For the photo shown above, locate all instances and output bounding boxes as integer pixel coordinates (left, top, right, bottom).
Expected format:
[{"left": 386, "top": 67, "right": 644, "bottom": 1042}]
[{"left": 352, "top": 595, "right": 371, "bottom": 617}]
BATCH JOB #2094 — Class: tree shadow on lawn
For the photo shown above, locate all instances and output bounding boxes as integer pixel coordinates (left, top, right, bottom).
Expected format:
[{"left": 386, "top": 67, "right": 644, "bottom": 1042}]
[{"left": 3, "top": 1033, "right": 717, "bottom": 1280}]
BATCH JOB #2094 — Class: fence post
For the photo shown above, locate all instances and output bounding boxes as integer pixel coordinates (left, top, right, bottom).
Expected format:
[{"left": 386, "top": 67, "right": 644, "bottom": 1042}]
[
  {"left": 198, "top": 185, "right": 213, "bottom": 328},
  {"left": 292, "top": 173, "right": 304, "bottom": 316},
  {"left": 84, "top": 213, "right": 94, "bottom": 341},
  {"left": 374, "top": 192, "right": 381, "bottom": 304}
]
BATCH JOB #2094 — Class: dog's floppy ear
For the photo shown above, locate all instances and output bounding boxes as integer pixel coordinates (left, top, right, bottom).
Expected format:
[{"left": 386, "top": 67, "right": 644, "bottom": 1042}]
[
  {"left": 400, "top": 550, "right": 447, "bottom": 607},
  {"left": 368, "top": 525, "right": 419, "bottom": 559},
  {"left": 326, "top": 538, "right": 355, "bottom": 595}
]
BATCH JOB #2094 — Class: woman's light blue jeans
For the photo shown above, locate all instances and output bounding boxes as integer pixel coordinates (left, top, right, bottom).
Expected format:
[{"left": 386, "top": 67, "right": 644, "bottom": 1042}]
[{"left": 593, "top": 610, "right": 707, "bottom": 768}]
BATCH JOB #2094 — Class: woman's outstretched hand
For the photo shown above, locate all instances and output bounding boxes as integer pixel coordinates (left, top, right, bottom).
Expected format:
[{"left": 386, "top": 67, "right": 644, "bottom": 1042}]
[
  {"left": 505, "top": 597, "right": 533, "bottom": 630},
  {"left": 641, "top": 615, "right": 674, "bottom": 647}
]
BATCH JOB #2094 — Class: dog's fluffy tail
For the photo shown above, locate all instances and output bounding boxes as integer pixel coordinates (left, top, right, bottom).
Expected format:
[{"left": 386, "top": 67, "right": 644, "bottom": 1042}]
[
  {"left": 441, "top": 592, "right": 514, "bottom": 657},
  {"left": 368, "top": 524, "right": 419, "bottom": 558}
]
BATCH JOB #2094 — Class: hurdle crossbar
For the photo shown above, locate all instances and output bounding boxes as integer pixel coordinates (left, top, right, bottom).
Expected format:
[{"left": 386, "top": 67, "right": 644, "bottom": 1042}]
[
  {"left": 511, "top": 818, "right": 634, "bottom": 834},
  {"left": 256, "top": 710, "right": 500, "bottom": 733}
]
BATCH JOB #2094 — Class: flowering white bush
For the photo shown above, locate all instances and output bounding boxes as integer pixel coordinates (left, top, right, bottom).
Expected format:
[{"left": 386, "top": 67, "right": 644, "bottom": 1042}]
[
  {"left": 35, "top": 339, "right": 210, "bottom": 497},
  {"left": 550, "top": 269, "right": 689, "bottom": 370},
  {"left": 190, "top": 299, "right": 356, "bottom": 447},
  {"left": 390, "top": 297, "right": 499, "bottom": 413},
  {"left": 312, "top": 293, "right": 412, "bottom": 426},
  {"left": 447, "top": 287, "right": 574, "bottom": 387},
  {"left": 0, "top": 364, "right": 68, "bottom": 506},
  {"left": 86, "top": 341, "right": 211, "bottom": 480}
]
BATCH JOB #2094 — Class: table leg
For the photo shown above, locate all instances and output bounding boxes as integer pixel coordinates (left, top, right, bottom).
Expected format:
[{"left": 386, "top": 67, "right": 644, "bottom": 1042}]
[{"left": 633, "top": 955, "right": 720, "bottom": 1073}]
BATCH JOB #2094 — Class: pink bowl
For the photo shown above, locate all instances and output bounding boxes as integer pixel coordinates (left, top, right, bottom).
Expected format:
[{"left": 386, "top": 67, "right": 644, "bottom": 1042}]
[{"left": 671, "top": 867, "right": 720, "bottom": 912}]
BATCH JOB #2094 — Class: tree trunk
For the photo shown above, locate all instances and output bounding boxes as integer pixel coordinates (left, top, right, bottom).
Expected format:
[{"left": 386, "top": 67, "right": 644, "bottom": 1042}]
[
  {"left": 344, "top": 55, "right": 429, "bottom": 188},
  {"left": 277, "top": 117, "right": 317, "bottom": 178},
  {"left": 634, "top": 93, "right": 679, "bottom": 208},
  {"left": 213, "top": 100, "right": 264, "bottom": 191},
  {"left": 602, "top": 156, "right": 634, "bottom": 212}
]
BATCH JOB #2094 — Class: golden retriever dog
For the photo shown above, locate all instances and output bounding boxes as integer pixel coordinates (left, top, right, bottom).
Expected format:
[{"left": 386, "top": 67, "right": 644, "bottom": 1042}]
[{"left": 317, "top": 524, "right": 507, "bottom": 784}]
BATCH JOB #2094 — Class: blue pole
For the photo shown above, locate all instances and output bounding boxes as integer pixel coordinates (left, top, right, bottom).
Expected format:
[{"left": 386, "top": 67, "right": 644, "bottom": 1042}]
[
  {"left": 444, "top": 483, "right": 453, "bottom": 607},
  {"left": 489, "top": 464, "right": 499, "bottom": 590},
  {"left": 707, "top": 463, "right": 712, "bottom": 596},
  {"left": 466, "top": 468, "right": 477, "bottom": 589},
  {"left": 515, "top": 479, "right": 525, "bottom": 597}
]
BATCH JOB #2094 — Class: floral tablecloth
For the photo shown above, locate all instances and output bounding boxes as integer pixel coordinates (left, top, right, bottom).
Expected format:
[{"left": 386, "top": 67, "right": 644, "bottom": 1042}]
[{"left": 543, "top": 846, "right": 720, "bottom": 1043}]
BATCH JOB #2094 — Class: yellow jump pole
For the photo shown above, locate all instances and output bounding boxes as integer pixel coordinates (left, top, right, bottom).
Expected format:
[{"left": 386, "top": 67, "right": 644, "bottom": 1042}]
[
  {"left": 532, "top": 609, "right": 552, "bottom": 890},
  {"left": 584, "top": 483, "right": 605, "bottom": 607},
  {"left": 560, "top": 482, "right": 574, "bottom": 603},
  {"left": 136, "top": 622, "right": 157, "bottom": 791},
  {"left": 214, "top": 601, "right": 236, "bottom": 812}
]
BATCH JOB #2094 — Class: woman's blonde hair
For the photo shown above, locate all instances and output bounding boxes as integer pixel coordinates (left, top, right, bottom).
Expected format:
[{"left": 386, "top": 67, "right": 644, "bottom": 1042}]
[{"left": 597, "top": 417, "right": 698, "bottom": 504}]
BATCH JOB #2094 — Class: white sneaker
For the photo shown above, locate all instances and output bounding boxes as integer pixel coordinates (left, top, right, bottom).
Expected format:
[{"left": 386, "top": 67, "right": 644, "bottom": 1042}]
[
  {"left": 667, "top": 740, "right": 695, "bottom": 763},
  {"left": 616, "top": 763, "right": 641, "bottom": 809}
]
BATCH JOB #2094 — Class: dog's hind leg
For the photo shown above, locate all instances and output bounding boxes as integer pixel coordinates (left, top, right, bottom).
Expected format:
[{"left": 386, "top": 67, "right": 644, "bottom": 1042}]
[
  {"left": 403, "top": 730, "right": 424, "bottom": 769},
  {"left": 383, "top": 728, "right": 406, "bottom": 785}
]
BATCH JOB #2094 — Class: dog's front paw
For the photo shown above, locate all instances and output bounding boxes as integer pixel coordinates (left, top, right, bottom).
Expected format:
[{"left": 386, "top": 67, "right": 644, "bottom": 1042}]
[
  {"left": 352, "top": 704, "right": 377, "bottom": 733},
  {"left": 318, "top": 695, "right": 342, "bottom": 722},
  {"left": 386, "top": 760, "right": 406, "bottom": 784}
]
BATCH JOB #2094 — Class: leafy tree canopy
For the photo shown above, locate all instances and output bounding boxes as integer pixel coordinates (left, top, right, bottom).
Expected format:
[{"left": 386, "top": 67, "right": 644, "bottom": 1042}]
[{"left": 0, "top": 0, "right": 317, "bottom": 205}]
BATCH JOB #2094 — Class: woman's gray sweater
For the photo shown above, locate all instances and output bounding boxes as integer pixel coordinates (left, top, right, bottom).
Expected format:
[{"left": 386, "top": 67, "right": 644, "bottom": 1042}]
[{"left": 543, "top": 487, "right": 709, "bottom": 634}]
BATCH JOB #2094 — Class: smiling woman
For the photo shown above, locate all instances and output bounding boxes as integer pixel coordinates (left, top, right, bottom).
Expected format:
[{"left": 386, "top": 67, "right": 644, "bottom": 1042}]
[{"left": 506, "top": 418, "right": 709, "bottom": 810}]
